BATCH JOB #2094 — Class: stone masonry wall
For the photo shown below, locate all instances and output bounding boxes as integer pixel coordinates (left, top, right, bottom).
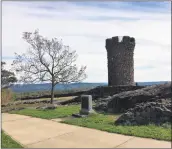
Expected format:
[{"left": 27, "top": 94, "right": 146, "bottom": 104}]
[{"left": 106, "top": 36, "right": 135, "bottom": 86}]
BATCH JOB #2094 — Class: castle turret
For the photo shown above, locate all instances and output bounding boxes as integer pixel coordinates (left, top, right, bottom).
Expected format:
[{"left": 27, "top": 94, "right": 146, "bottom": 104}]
[{"left": 105, "top": 36, "right": 135, "bottom": 86}]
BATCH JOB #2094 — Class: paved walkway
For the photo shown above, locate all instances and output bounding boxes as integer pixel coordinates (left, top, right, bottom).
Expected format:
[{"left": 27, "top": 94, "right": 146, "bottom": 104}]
[{"left": 2, "top": 113, "right": 171, "bottom": 148}]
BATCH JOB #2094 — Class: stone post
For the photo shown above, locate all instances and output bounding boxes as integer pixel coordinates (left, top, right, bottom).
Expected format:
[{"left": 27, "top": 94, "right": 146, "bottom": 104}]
[{"left": 80, "top": 95, "right": 94, "bottom": 115}]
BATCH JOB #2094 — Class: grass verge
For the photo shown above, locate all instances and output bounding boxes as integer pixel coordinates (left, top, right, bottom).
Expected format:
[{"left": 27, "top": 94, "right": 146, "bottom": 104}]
[
  {"left": 62, "top": 114, "right": 171, "bottom": 141},
  {"left": 1, "top": 130, "right": 23, "bottom": 148},
  {"left": 10, "top": 105, "right": 80, "bottom": 119},
  {"left": 9, "top": 105, "right": 171, "bottom": 141}
]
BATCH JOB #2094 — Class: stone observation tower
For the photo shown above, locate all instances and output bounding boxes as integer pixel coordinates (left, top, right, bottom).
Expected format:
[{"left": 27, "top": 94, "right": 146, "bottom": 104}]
[{"left": 105, "top": 36, "right": 135, "bottom": 86}]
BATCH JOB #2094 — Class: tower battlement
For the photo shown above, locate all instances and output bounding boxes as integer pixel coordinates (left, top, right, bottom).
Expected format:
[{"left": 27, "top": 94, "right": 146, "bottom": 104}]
[
  {"left": 105, "top": 36, "right": 135, "bottom": 86},
  {"left": 106, "top": 36, "right": 135, "bottom": 50}
]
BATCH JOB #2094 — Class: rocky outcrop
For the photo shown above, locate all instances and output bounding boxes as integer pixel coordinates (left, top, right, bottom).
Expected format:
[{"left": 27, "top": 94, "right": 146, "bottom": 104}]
[
  {"left": 107, "top": 82, "right": 171, "bottom": 113},
  {"left": 87, "top": 85, "right": 144, "bottom": 98},
  {"left": 94, "top": 82, "right": 171, "bottom": 113},
  {"left": 93, "top": 96, "right": 111, "bottom": 112},
  {"left": 60, "top": 86, "right": 144, "bottom": 105},
  {"left": 115, "top": 98, "right": 171, "bottom": 125}
]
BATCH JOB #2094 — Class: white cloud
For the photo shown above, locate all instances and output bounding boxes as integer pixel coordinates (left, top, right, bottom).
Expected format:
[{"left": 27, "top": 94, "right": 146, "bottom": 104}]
[{"left": 2, "top": 1, "right": 171, "bottom": 82}]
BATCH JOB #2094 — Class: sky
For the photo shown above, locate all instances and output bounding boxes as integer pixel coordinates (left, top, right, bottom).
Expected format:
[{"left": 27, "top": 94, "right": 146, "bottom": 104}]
[{"left": 2, "top": 1, "right": 171, "bottom": 83}]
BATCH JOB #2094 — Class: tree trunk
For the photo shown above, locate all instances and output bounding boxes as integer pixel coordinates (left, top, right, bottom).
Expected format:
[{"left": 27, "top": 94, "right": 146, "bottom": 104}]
[{"left": 51, "top": 81, "right": 54, "bottom": 104}]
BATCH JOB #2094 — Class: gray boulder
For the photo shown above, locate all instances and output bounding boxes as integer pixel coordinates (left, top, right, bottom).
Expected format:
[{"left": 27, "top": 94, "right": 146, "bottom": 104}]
[
  {"left": 108, "top": 82, "right": 171, "bottom": 113},
  {"left": 93, "top": 96, "right": 112, "bottom": 112},
  {"left": 115, "top": 98, "right": 171, "bottom": 125}
]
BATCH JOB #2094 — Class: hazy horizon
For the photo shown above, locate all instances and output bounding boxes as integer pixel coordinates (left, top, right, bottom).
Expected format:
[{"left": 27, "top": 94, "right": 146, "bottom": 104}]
[{"left": 12, "top": 80, "right": 170, "bottom": 85}]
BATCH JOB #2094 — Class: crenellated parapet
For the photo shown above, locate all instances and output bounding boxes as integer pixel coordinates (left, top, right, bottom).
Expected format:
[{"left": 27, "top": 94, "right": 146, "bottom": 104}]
[{"left": 106, "top": 36, "right": 135, "bottom": 51}]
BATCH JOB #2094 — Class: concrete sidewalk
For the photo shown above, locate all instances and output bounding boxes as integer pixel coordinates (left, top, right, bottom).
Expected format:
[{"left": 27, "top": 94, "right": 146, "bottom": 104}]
[{"left": 2, "top": 113, "right": 171, "bottom": 148}]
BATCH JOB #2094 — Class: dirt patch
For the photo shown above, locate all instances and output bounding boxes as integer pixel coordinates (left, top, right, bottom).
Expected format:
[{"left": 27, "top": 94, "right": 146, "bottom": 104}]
[{"left": 51, "top": 116, "right": 76, "bottom": 122}]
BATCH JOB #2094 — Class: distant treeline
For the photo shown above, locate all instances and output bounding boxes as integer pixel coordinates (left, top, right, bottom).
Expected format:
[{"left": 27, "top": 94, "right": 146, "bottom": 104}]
[{"left": 10, "top": 81, "right": 169, "bottom": 93}]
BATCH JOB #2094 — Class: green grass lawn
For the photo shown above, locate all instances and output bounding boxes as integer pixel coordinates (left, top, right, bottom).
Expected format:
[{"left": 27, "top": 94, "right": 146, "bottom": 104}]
[
  {"left": 1, "top": 131, "right": 23, "bottom": 148},
  {"left": 10, "top": 105, "right": 80, "bottom": 119},
  {"left": 62, "top": 114, "right": 172, "bottom": 141}
]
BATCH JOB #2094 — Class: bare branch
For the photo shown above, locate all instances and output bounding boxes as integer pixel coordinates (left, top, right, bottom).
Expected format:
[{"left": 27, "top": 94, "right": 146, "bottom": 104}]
[{"left": 12, "top": 30, "right": 87, "bottom": 103}]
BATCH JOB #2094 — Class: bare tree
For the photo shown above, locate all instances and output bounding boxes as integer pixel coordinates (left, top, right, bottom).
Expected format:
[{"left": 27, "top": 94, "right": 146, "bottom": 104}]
[{"left": 12, "top": 30, "right": 87, "bottom": 104}]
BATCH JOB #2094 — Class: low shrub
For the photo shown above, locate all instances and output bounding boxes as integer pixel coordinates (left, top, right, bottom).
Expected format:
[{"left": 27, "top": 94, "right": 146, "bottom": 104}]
[{"left": 1, "top": 88, "right": 15, "bottom": 105}]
